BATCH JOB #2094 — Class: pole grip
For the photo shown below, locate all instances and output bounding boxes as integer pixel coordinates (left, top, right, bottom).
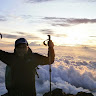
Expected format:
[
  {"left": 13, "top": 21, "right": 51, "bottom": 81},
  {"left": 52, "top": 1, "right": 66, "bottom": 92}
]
[{"left": 48, "top": 35, "right": 51, "bottom": 41}]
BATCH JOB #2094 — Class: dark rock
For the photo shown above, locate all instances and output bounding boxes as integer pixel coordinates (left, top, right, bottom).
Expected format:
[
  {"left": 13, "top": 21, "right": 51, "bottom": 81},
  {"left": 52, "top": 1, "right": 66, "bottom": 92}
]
[
  {"left": 76, "top": 92, "right": 94, "bottom": 96},
  {"left": 43, "top": 88, "right": 66, "bottom": 96},
  {"left": 43, "top": 88, "right": 94, "bottom": 96},
  {"left": 66, "top": 94, "right": 74, "bottom": 96}
]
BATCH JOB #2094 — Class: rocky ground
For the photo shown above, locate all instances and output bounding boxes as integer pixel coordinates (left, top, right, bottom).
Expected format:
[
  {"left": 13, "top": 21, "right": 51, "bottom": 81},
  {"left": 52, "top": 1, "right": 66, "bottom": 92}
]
[{"left": 43, "top": 88, "right": 94, "bottom": 96}]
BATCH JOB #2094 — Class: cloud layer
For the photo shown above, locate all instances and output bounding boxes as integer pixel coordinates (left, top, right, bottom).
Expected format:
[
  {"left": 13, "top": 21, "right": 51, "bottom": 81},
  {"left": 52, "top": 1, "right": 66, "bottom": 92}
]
[
  {"left": 2, "top": 32, "right": 40, "bottom": 40},
  {"left": 0, "top": 32, "right": 41, "bottom": 47},
  {"left": 26, "top": 0, "right": 96, "bottom": 3},
  {"left": 39, "top": 29, "right": 54, "bottom": 35},
  {"left": 0, "top": 46, "right": 96, "bottom": 96},
  {"left": 43, "top": 17, "right": 96, "bottom": 27},
  {"left": 0, "top": 16, "right": 7, "bottom": 22},
  {"left": 29, "top": 42, "right": 41, "bottom": 46},
  {"left": 38, "top": 28, "right": 68, "bottom": 38},
  {"left": 26, "top": 0, "right": 54, "bottom": 3}
]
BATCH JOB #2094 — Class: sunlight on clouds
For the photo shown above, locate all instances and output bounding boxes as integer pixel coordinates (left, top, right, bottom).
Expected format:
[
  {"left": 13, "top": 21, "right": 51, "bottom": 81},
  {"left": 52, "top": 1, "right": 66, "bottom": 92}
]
[
  {"left": 51, "top": 23, "right": 96, "bottom": 46},
  {"left": 1, "top": 22, "right": 96, "bottom": 47}
]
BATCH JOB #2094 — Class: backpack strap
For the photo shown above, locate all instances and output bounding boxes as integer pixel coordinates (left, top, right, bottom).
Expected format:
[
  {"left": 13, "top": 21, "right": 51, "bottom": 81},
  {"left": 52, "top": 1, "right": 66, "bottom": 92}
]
[{"left": 35, "top": 67, "right": 39, "bottom": 78}]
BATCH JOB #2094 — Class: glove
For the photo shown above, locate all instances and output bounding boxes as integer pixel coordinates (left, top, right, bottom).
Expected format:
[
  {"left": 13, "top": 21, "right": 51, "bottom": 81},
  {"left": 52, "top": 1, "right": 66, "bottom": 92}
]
[{"left": 48, "top": 40, "right": 54, "bottom": 48}]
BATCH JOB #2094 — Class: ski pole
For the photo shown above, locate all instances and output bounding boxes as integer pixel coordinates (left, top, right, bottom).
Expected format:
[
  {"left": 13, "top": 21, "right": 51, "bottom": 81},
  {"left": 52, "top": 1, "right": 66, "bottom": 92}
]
[{"left": 43, "top": 35, "right": 52, "bottom": 96}]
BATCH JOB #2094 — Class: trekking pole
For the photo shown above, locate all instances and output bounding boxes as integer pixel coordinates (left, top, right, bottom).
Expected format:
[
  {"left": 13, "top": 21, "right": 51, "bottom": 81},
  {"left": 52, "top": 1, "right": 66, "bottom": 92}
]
[
  {"left": 43, "top": 35, "right": 52, "bottom": 96},
  {"left": 48, "top": 35, "right": 52, "bottom": 96},
  {"left": 0, "top": 33, "right": 2, "bottom": 39}
]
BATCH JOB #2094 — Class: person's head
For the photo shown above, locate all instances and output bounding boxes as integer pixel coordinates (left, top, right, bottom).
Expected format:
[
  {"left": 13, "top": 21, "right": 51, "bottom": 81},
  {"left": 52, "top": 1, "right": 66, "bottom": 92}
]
[{"left": 15, "top": 38, "right": 29, "bottom": 57}]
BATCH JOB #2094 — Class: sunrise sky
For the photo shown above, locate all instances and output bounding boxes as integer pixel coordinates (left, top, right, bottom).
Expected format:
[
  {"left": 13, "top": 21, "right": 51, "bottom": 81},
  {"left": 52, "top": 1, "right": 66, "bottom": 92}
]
[
  {"left": 0, "top": 0, "right": 96, "bottom": 47},
  {"left": 1, "top": 1, "right": 96, "bottom": 95}
]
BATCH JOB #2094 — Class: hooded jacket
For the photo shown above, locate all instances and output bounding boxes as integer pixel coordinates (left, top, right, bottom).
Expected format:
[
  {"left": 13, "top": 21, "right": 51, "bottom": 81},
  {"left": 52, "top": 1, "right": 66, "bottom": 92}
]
[{"left": 0, "top": 47, "right": 55, "bottom": 96}]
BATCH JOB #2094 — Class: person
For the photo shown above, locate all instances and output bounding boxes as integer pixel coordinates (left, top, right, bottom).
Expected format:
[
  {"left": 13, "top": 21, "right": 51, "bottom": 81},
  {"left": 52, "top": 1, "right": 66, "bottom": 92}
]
[{"left": 0, "top": 38, "right": 55, "bottom": 96}]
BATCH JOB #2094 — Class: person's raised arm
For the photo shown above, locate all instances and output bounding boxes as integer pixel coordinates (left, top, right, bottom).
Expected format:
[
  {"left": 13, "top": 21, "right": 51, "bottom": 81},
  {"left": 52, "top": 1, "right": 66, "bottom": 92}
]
[
  {"left": 34, "top": 40, "right": 55, "bottom": 66},
  {"left": 48, "top": 40, "right": 55, "bottom": 64}
]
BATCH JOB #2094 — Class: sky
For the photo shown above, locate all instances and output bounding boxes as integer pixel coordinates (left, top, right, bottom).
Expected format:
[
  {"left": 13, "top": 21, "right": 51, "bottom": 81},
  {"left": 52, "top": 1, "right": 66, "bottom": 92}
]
[
  {"left": 0, "top": 0, "right": 96, "bottom": 48},
  {"left": 1, "top": 1, "right": 96, "bottom": 95}
]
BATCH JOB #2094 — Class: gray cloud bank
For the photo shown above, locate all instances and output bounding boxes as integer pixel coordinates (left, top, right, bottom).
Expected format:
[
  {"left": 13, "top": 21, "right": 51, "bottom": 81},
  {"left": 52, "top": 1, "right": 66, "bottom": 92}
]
[
  {"left": 39, "top": 29, "right": 68, "bottom": 38},
  {"left": 39, "top": 29, "right": 54, "bottom": 35},
  {"left": 26, "top": 0, "right": 96, "bottom": 3},
  {"left": 0, "top": 16, "right": 7, "bottom": 22},
  {"left": 2, "top": 32, "right": 40, "bottom": 40},
  {"left": 29, "top": 42, "right": 41, "bottom": 46},
  {"left": 43, "top": 17, "right": 96, "bottom": 27},
  {"left": 0, "top": 32, "right": 41, "bottom": 47},
  {"left": 26, "top": 0, "right": 54, "bottom": 3}
]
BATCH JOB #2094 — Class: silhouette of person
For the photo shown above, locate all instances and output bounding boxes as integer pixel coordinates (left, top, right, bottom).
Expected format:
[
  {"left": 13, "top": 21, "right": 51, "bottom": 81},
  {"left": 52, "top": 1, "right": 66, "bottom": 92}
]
[{"left": 0, "top": 38, "right": 55, "bottom": 96}]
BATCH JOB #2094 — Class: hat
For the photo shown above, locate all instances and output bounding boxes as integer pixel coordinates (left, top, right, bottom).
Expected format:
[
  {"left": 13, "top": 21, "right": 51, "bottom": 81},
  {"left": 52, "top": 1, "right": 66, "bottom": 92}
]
[{"left": 15, "top": 38, "right": 28, "bottom": 47}]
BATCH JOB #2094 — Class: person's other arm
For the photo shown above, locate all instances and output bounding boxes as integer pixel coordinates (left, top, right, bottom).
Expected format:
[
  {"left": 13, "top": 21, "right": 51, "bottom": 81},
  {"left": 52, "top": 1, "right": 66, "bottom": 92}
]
[{"left": 0, "top": 50, "right": 13, "bottom": 65}]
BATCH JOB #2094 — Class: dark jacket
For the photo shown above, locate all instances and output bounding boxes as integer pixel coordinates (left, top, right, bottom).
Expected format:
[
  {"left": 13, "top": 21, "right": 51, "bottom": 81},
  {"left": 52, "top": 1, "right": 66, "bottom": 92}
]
[{"left": 0, "top": 47, "right": 55, "bottom": 96}]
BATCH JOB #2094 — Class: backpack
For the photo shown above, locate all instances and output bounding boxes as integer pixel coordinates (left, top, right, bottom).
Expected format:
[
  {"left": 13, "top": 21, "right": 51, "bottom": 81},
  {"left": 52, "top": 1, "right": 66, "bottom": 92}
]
[{"left": 5, "top": 66, "right": 12, "bottom": 90}]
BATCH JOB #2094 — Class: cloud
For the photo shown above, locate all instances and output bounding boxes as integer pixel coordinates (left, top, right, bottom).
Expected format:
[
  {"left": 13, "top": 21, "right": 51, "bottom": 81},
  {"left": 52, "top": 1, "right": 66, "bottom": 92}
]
[
  {"left": 0, "top": 32, "right": 42, "bottom": 48},
  {"left": 16, "top": 32, "right": 26, "bottom": 35},
  {"left": 36, "top": 61, "right": 93, "bottom": 95},
  {"left": 1, "top": 46, "right": 96, "bottom": 95},
  {"left": 39, "top": 29, "right": 54, "bottom": 35},
  {"left": 43, "top": 17, "right": 96, "bottom": 27},
  {"left": 79, "top": 0, "right": 96, "bottom": 2},
  {"left": 89, "top": 36, "right": 96, "bottom": 37},
  {"left": 17, "top": 32, "right": 40, "bottom": 40},
  {"left": 2, "top": 32, "right": 40, "bottom": 40},
  {"left": 26, "top": 0, "right": 54, "bottom": 3},
  {"left": 0, "top": 43, "right": 13, "bottom": 47},
  {"left": 21, "top": 15, "right": 33, "bottom": 19},
  {"left": 54, "top": 34, "right": 68, "bottom": 37},
  {"left": 29, "top": 42, "right": 41, "bottom": 46},
  {"left": 3, "top": 34, "right": 18, "bottom": 39},
  {"left": 0, "top": 16, "right": 7, "bottom": 21},
  {"left": 67, "top": 18, "right": 96, "bottom": 24},
  {"left": 39, "top": 29, "right": 68, "bottom": 38},
  {"left": 26, "top": 0, "right": 96, "bottom": 3},
  {"left": 52, "top": 23, "right": 71, "bottom": 27}
]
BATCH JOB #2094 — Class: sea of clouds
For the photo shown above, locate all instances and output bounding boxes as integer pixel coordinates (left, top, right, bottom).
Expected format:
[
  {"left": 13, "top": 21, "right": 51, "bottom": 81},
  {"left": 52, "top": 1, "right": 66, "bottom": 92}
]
[{"left": 0, "top": 46, "right": 96, "bottom": 96}]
